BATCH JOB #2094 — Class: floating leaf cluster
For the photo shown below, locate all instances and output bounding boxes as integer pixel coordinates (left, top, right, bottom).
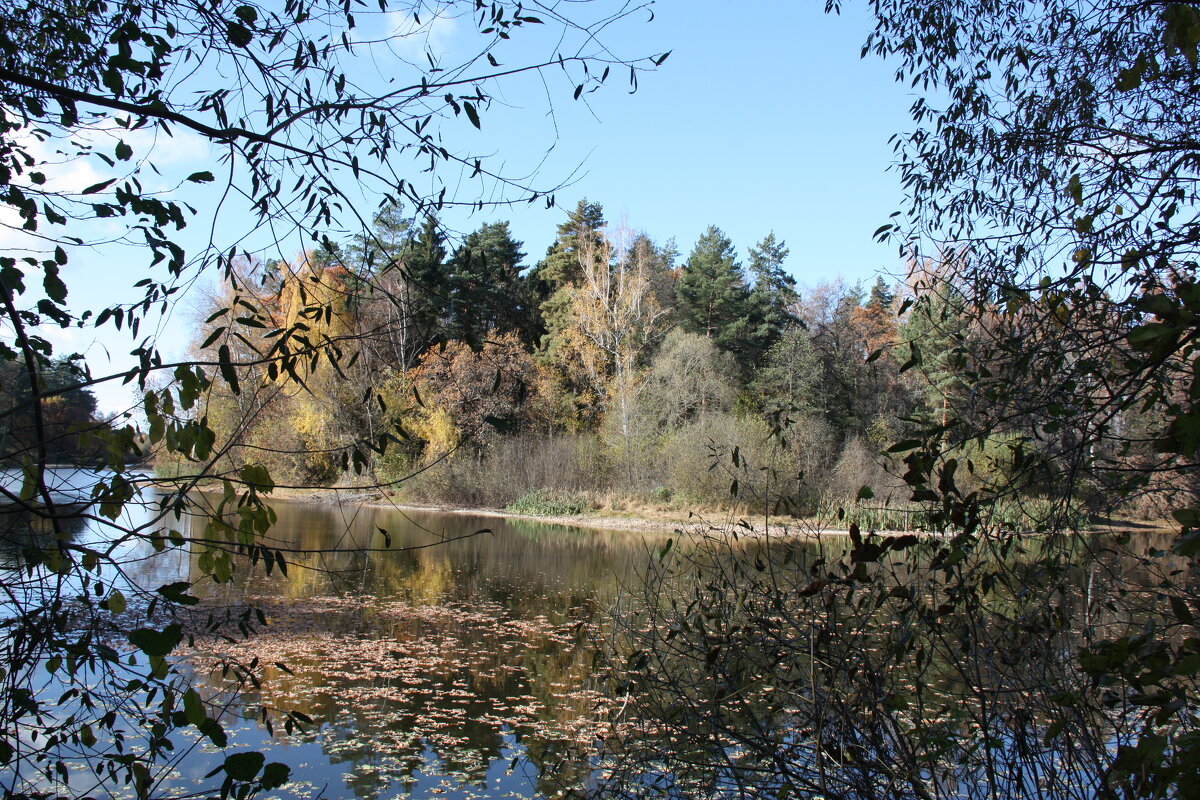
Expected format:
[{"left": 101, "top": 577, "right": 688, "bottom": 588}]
[{"left": 184, "top": 595, "right": 614, "bottom": 799}]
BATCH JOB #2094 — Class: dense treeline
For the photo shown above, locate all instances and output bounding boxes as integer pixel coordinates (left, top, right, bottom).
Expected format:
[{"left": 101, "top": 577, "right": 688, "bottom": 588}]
[
  {"left": 169, "top": 200, "right": 1173, "bottom": 524},
  {"left": 0, "top": 356, "right": 115, "bottom": 468}
]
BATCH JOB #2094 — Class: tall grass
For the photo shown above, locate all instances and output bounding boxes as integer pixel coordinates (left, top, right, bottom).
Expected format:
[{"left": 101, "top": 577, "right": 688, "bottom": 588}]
[
  {"left": 505, "top": 489, "right": 595, "bottom": 516},
  {"left": 817, "top": 498, "right": 933, "bottom": 531}
]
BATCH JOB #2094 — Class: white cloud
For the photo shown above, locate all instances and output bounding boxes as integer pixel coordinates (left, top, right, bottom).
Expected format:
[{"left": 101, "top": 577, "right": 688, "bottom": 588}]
[
  {"left": 23, "top": 136, "right": 106, "bottom": 195},
  {"left": 7, "top": 120, "right": 209, "bottom": 194},
  {"left": 381, "top": 9, "right": 461, "bottom": 60},
  {"left": 0, "top": 122, "right": 212, "bottom": 245},
  {"left": 0, "top": 130, "right": 106, "bottom": 251},
  {"left": 0, "top": 121, "right": 211, "bottom": 414}
]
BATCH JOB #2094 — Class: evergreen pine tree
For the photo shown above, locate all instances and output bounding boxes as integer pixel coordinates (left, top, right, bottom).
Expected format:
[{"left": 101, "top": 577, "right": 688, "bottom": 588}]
[
  {"left": 532, "top": 199, "right": 606, "bottom": 287},
  {"left": 867, "top": 276, "right": 896, "bottom": 310},
  {"left": 631, "top": 232, "right": 679, "bottom": 325},
  {"left": 529, "top": 199, "right": 607, "bottom": 354},
  {"left": 675, "top": 226, "right": 751, "bottom": 356},
  {"left": 352, "top": 204, "right": 412, "bottom": 272},
  {"left": 404, "top": 214, "right": 450, "bottom": 349},
  {"left": 801, "top": 282, "right": 878, "bottom": 435},
  {"left": 446, "top": 221, "right": 527, "bottom": 347},
  {"left": 896, "top": 278, "right": 969, "bottom": 429},
  {"left": 345, "top": 207, "right": 455, "bottom": 366}
]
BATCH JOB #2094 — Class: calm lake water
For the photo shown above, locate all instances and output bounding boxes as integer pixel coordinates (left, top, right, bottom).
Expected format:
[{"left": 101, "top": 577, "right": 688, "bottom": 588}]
[
  {"left": 75, "top": 493, "right": 680, "bottom": 800},
  {"left": 2, "top": 479, "right": 1189, "bottom": 800},
  {"left": 180, "top": 500, "right": 668, "bottom": 800}
]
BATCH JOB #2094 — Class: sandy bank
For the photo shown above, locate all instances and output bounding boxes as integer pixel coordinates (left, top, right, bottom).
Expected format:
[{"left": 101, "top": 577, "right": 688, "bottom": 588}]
[
  {"left": 261, "top": 487, "right": 921, "bottom": 537},
  {"left": 232, "top": 487, "right": 1175, "bottom": 538}
]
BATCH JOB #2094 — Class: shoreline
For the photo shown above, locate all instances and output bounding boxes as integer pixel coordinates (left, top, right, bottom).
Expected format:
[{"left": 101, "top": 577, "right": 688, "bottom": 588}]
[
  {"left": 258, "top": 487, "right": 1175, "bottom": 538},
  {"left": 268, "top": 487, "right": 705, "bottom": 534},
  {"left": 263, "top": 486, "right": 844, "bottom": 535}
]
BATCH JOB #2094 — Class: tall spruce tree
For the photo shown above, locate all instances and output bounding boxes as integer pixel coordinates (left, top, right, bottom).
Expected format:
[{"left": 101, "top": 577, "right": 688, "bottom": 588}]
[
  {"left": 675, "top": 226, "right": 752, "bottom": 357},
  {"left": 404, "top": 214, "right": 450, "bottom": 349},
  {"left": 347, "top": 208, "right": 453, "bottom": 368},
  {"left": 800, "top": 282, "right": 874, "bottom": 435},
  {"left": 896, "top": 276, "right": 972, "bottom": 431},
  {"left": 745, "top": 232, "right": 799, "bottom": 364},
  {"left": 352, "top": 204, "right": 412, "bottom": 271},
  {"left": 633, "top": 233, "right": 680, "bottom": 326},
  {"left": 529, "top": 199, "right": 608, "bottom": 354},
  {"left": 867, "top": 276, "right": 895, "bottom": 310},
  {"left": 535, "top": 199, "right": 607, "bottom": 287}
]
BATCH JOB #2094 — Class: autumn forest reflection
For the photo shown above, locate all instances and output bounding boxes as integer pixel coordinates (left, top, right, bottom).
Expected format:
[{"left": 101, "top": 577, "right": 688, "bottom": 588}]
[
  {"left": 174, "top": 501, "right": 669, "bottom": 800},
  {"left": 83, "top": 495, "right": 1186, "bottom": 800}
]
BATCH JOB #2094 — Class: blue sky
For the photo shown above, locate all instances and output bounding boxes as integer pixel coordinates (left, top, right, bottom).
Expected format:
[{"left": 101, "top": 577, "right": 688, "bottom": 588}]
[
  {"left": 455, "top": 0, "right": 913, "bottom": 284},
  {"left": 16, "top": 0, "right": 915, "bottom": 413}
]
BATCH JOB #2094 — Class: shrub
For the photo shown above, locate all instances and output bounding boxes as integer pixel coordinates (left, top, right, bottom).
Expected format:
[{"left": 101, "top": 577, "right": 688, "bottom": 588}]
[
  {"left": 662, "top": 411, "right": 836, "bottom": 512},
  {"left": 827, "top": 435, "right": 905, "bottom": 503},
  {"left": 505, "top": 489, "right": 595, "bottom": 516},
  {"left": 398, "top": 433, "right": 610, "bottom": 508}
]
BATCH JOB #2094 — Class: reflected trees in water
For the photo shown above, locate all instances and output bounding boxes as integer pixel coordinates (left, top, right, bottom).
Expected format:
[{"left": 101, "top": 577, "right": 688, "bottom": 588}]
[{"left": 597, "top": 528, "right": 1197, "bottom": 800}]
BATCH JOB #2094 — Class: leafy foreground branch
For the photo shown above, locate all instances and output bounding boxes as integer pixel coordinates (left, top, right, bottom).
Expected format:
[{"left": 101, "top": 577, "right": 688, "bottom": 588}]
[
  {"left": 0, "top": 0, "right": 663, "bottom": 797},
  {"left": 600, "top": 0, "right": 1200, "bottom": 796}
]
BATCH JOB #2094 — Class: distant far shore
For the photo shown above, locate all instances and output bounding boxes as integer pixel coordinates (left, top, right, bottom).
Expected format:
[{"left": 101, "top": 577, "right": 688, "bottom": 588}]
[
  {"left": 254, "top": 486, "right": 1176, "bottom": 539},
  {"left": 265, "top": 486, "right": 708, "bottom": 534}
]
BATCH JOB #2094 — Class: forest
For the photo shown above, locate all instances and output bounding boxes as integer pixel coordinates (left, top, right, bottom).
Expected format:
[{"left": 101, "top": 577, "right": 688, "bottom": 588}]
[
  {"left": 0, "top": 356, "right": 107, "bottom": 465},
  {"left": 167, "top": 198, "right": 1166, "bottom": 529}
]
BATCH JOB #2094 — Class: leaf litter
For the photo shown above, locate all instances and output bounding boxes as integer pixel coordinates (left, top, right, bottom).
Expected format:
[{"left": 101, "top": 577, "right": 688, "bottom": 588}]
[{"left": 184, "top": 594, "right": 614, "bottom": 799}]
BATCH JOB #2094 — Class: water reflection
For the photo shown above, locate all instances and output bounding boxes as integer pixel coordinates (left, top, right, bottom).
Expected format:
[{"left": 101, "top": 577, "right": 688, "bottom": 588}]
[
  {"left": 591, "top": 529, "right": 1198, "bottom": 800},
  {"left": 7, "top": 482, "right": 1185, "bottom": 800},
  {"left": 185, "top": 499, "right": 663, "bottom": 609},
  {"left": 174, "top": 499, "right": 669, "bottom": 800},
  {"left": 163, "top": 504, "right": 1192, "bottom": 800}
]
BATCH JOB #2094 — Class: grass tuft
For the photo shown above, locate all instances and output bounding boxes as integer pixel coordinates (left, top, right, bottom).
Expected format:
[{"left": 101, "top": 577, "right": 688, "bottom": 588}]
[{"left": 505, "top": 489, "right": 595, "bottom": 517}]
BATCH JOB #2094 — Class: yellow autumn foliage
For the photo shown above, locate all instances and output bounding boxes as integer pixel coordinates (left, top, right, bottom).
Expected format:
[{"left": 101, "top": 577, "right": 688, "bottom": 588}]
[{"left": 407, "top": 406, "right": 458, "bottom": 464}]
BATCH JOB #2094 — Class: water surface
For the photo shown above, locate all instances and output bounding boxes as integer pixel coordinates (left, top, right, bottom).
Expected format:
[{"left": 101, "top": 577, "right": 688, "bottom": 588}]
[
  {"left": 178, "top": 501, "right": 672, "bottom": 800},
  {"left": 4, "top": 482, "right": 1183, "bottom": 800}
]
